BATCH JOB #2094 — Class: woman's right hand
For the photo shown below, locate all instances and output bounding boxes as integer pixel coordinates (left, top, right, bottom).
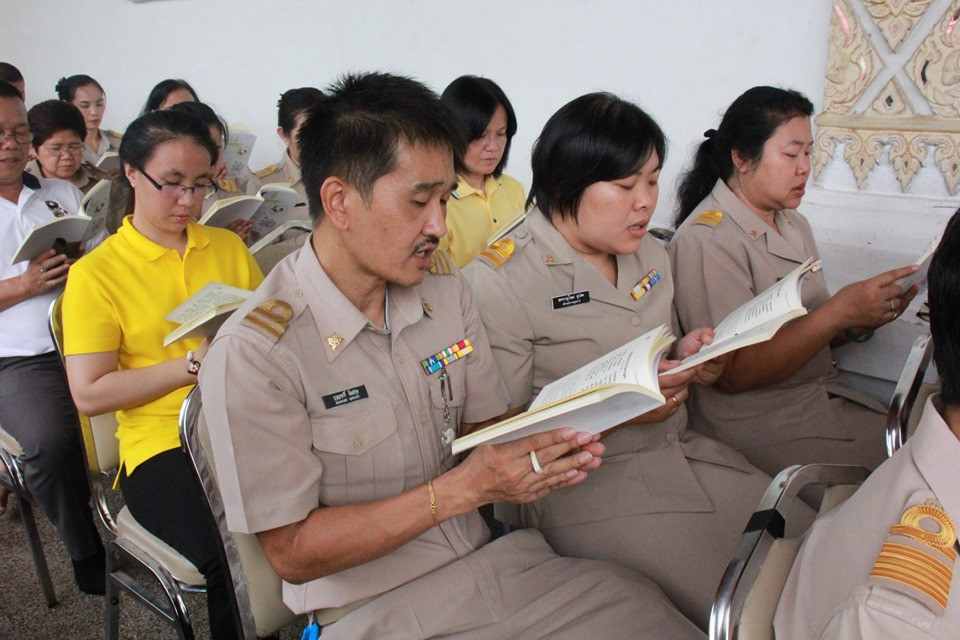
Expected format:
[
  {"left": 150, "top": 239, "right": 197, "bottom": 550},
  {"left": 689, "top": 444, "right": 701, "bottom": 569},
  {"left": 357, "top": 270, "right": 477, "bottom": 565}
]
[
  {"left": 825, "top": 264, "right": 920, "bottom": 332},
  {"left": 20, "top": 250, "right": 69, "bottom": 298},
  {"left": 455, "top": 428, "right": 604, "bottom": 506}
]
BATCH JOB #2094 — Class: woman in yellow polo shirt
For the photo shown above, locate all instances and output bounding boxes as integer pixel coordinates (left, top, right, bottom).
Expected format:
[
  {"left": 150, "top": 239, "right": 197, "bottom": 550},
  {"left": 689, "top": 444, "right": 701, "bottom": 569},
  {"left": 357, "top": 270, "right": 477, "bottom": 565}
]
[
  {"left": 439, "top": 76, "right": 526, "bottom": 267},
  {"left": 62, "top": 109, "right": 263, "bottom": 640}
]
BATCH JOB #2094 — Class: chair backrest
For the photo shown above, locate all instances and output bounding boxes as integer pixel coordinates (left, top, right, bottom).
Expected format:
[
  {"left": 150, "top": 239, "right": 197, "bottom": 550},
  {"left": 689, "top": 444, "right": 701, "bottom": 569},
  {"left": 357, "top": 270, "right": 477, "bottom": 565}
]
[
  {"left": 48, "top": 294, "right": 121, "bottom": 533},
  {"left": 710, "top": 463, "right": 870, "bottom": 640},
  {"left": 179, "top": 386, "right": 298, "bottom": 639},
  {"left": 886, "top": 333, "right": 937, "bottom": 456}
]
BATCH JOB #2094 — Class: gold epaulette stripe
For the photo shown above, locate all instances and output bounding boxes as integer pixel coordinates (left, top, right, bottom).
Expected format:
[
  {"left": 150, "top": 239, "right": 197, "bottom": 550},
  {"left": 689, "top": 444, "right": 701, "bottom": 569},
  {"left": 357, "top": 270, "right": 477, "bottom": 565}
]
[
  {"left": 890, "top": 525, "right": 959, "bottom": 561},
  {"left": 871, "top": 542, "right": 953, "bottom": 597},
  {"left": 241, "top": 299, "right": 293, "bottom": 341},
  {"left": 429, "top": 248, "right": 452, "bottom": 275},
  {"left": 255, "top": 163, "right": 280, "bottom": 178},
  {"left": 479, "top": 249, "right": 504, "bottom": 267}
]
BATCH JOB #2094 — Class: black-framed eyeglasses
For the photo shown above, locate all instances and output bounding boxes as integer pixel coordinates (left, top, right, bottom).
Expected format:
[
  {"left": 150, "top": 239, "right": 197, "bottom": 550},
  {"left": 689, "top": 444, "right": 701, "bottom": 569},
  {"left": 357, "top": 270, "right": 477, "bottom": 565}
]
[
  {"left": 0, "top": 128, "right": 32, "bottom": 144},
  {"left": 139, "top": 169, "right": 217, "bottom": 200},
  {"left": 916, "top": 301, "right": 930, "bottom": 323}
]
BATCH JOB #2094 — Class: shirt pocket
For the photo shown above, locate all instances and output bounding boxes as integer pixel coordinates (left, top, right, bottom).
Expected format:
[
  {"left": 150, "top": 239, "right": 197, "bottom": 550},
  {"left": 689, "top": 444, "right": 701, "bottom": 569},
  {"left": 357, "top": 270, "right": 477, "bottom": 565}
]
[{"left": 311, "top": 400, "right": 404, "bottom": 504}]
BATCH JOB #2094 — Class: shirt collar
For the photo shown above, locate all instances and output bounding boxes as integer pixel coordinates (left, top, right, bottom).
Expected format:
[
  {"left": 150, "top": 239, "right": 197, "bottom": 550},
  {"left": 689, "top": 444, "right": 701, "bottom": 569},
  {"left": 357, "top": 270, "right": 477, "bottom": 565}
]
[
  {"left": 293, "top": 244, "right": 425, "bottom": 362},
  {"left": 116, "top": 216, "right": 211, "bottom": 262},
  {"left": 452, "top": 174, "right": 500, "bottom": 200},
  {"left": 910, "top": 395, "right": 960, "bottom": 525},
  {"left": 710, "top": 179, "right": 806, "bottom": 263},
  {"left": 21, "top": 171, "right": 40, "bottom": 191},
  {"left": 281, "top": 152, "right": 302, "bottom": 186}
]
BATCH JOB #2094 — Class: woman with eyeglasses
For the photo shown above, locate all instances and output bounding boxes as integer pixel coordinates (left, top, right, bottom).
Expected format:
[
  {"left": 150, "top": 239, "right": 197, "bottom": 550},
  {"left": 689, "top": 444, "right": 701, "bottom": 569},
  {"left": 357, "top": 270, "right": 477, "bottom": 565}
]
[
  {"left": 62, "top": 109, "right": 262, "bottom": 640},
  {"left": 55, "top": 75, "right": 122, "bottom": 166},
  {"left": 26, "top": 100, "right": 103, "bottom": 194}
]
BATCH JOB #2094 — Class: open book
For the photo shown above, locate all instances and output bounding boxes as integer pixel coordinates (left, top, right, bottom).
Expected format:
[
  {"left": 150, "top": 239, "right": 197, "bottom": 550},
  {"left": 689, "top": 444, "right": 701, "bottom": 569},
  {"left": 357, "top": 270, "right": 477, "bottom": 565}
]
[
  {"left": 451, "top": 325, "right": 675, "bottom": 454},
  {"left": 11, "top": 214, "right": 94, "bottom": 264},
  {"left": 895, "top": 235, "right": 941, "bottom": 292},
  {"left": 199, "top": 184, "right": 302, "bottom": 243},
  {"left": 223, "top": 124, "right": 256, "bottom": 181},
  {"left": 669, "top": 257, "right": 822, "bottom": 374},
  {"left": 79, "top": 178, "right": 114, "bottom": 242},
  {"left": 94, "top": 151, "right": 120, "bottom": 174},
  {"left": 162, "top": 282, "right": 253, "bottom": 346}
]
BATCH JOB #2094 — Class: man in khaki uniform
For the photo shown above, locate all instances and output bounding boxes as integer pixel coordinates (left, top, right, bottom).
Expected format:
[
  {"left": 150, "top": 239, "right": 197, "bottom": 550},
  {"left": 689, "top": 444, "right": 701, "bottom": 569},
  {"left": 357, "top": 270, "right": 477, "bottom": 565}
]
[
  {"left": 774, "top": 209, "right": 960, "bottom": 639},
  {"left": 668, "top": 179, "right": 902, "bottom": 476},
  {"left": 465, "top": 207, "right": 778, "bottom": 630},
  {"left": 200, "top": 72, "right": 702, "bottom": 639}
]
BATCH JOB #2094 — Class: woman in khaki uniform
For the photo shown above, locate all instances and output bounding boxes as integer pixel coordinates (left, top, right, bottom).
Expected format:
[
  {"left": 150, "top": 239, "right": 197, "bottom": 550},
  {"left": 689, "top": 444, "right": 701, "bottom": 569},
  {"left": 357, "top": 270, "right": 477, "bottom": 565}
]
[
  {"left": 465, "top": 92, "right": 787, "bottom": 631},
  {"left": 668, "top": 87, "right": 919, "bottom": 478},
  {"left": 26, "top": 99, "right": 105, "bottom": 194},
  {"left": 55, "top": 75, "right": 122, "bottom": 167}
]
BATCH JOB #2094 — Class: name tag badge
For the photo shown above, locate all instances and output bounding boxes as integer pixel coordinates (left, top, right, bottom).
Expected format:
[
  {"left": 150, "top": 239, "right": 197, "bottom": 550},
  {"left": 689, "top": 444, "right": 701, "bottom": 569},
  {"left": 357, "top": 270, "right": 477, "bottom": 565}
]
[
  {"left": 321, "top": 385, "right": 369, "bottom": 409},
  {"left": 552, "top": 290, "right": 591, "bottom": 310}
]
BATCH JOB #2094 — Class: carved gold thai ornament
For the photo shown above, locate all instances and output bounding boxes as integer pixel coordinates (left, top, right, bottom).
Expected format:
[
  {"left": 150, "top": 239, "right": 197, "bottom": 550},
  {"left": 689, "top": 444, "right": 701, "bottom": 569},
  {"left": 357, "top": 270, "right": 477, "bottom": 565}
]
[{"left": 814, "top": 0, "right": 960, "bottom": 195}]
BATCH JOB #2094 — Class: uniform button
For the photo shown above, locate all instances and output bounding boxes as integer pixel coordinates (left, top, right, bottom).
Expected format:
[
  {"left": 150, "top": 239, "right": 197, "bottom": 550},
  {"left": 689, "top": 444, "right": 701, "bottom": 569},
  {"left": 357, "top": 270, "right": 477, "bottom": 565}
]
[
  {"left": 665, "top": 432, "right": 678, "bottom": 443},
  {"left": 397, "top": 354, "right": 406, "bottom": 363},
  {"left": 630, "top": 316, "right": 642, "bottom": 326},
  {"left": 420, "top": 415, "right": 428, "bottom": 425},
  {"left": 354, "top": 438, "right": 364, "bottom": 449},
  {"left": 516, "top": 230, "right": 528, "bottom": 239}
]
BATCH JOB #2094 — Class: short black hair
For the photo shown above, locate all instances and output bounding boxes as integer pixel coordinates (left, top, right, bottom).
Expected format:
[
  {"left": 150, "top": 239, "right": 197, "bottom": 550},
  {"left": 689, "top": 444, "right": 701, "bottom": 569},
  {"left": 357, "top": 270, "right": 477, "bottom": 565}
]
[
  {"left": 168, "top": 101, "right": 228, "bottom": 146},
  {"left": 119, "top": 109, "right": 219, "bottom": 171},
  {"left": 928, "top": 207, "right": 960, "bottom": 407},
  {"left": 277, "top": 87, "right": 325, "bottom": 135},
  {"left": 674, "top": 86, "right": 813, "bottom": 226},
  {"left": 528, "top": 92, "right": 665, "bottom": 222},
  {"left": 55, "top": 75, "right": 105, "bottom": 102},
  {"left": 27, "top": 100, "right": 86, "bottom": 149},
  {"left": 440, "top": 75, "right": 517, "bottom": 178},
  {"left": 299, "top": 71, "right": 462, "bottom": 224},
  {"left": 141, "top": 78, "right": 199, "bottom": 114},
  {"left": 0, "top": 80, "right": 22, "bottom": 101},
  {"left": 0, "top": 63, "right": 23, "bottom": 97}
]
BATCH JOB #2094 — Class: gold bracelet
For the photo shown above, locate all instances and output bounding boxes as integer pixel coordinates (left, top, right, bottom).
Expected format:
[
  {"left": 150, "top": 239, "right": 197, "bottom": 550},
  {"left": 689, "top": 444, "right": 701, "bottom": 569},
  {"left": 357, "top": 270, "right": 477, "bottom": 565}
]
[{"left": 427, "top": 479, "right": 438, "bottom": 526}]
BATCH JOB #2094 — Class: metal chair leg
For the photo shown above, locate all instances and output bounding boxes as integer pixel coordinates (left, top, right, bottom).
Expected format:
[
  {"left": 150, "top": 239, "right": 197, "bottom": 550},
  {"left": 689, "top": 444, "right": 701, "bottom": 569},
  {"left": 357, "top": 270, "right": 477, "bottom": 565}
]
[{"left": 15, "top": 492, "right": 58, "bottom": 607}]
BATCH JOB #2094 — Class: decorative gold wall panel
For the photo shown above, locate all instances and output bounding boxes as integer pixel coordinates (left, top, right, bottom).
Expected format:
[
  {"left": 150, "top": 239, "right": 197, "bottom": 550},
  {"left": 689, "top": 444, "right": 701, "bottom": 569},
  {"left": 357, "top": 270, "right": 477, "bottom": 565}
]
[{"left": 814, "top": 0, "right": 960, "bottom": 194}]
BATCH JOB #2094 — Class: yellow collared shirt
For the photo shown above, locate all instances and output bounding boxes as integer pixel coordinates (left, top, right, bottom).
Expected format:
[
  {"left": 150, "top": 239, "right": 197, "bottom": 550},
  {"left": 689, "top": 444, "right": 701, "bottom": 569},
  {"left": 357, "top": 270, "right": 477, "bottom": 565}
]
[
  {"left": 63, "top": 216, "right": 263, "bottom": 475},
  {"left": 440, "top": 173, "right": 525, "bottom": 268}
]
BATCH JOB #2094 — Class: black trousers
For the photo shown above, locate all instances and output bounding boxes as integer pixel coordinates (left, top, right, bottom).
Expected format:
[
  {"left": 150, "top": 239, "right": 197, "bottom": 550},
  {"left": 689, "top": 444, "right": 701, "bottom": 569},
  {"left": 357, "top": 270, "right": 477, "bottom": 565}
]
[
  {"left": 121, "top": 448, "right": 239, "bottom": 640},
  {"left": 0, "top": 351, "right": 102, "bottom": 560}
]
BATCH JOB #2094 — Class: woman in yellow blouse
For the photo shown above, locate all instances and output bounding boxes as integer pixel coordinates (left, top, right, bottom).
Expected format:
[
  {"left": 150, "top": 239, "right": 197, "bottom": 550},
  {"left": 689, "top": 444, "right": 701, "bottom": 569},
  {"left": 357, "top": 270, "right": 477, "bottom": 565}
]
[
  {"left": 63, "top": 109, "right": 262, "bottom": 640},
  {"left": 439, "top": 76, "right": 525, "bottom": 267}
]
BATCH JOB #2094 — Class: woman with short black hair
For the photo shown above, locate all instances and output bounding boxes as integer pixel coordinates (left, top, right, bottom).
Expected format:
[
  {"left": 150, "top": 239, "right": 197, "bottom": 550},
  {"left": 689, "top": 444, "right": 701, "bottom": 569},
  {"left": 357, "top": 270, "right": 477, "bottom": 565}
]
[
  {"left": 465, "top": 92, "right": 782, "bottom": 630},
  {"left": 439, "top": 76, "right": 525, "bottom": 267},
  {"left": 26, "top": 99, "right": 102, "bottom": 193}
]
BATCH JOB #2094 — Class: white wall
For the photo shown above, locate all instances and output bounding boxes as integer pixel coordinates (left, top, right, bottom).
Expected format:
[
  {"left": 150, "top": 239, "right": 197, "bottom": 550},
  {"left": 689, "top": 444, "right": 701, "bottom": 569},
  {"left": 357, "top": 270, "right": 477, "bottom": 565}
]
[{"left": 2, "top": 0, "right": 834, "bottom": 226}]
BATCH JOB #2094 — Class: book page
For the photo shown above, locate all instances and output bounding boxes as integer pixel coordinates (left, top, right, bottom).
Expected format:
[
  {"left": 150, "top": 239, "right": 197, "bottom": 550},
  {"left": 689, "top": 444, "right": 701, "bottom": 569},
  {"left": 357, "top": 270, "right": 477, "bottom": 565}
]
[
  {"left": 710, "top": 259, "right": 814, "bottom": 344},
  {"left": 529, "top": 326, "right": 669, "bottom": 410},
  {"left": 223, "top": 130, "right": 256, "bottom": 180},
  {"left": 80, "top": 179, "right": 111, "bottom": 243},
  {"left": 164, "top": 282, "right": 252, "bottom": 324},
  {"left": 11, "top": 215, "right": 92, "bottom": 264},
  {"left": 249, "top": 186, "right": 301, "bottom": 237},
  {"left": 200, "top": 196, "right": 263, "bottom": 228},
  {"left": 896, "top": 235, "right": 941, "bottom": 291}
]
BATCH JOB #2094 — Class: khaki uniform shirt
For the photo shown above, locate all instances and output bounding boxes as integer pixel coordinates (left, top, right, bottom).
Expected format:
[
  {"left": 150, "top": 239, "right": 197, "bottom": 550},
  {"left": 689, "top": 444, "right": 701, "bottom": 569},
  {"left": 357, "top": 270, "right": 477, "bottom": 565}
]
[
  {"left": 25, "top": 159, "right": 102, "bottom": 195},
  {"left": 82, "top": 128, "right": 122, "bottom": 166},
  {"left": 668, "top": 180, "right": 883, "bottom": 452},
  {"left": 464, "top": 210, "right": 755, "bottom": 527},
  {"left": 774, "top": 396, "right": 960, "bottom": 639},
  {"left": 200, "top": 243, "right": 510, "bottom": 613}
]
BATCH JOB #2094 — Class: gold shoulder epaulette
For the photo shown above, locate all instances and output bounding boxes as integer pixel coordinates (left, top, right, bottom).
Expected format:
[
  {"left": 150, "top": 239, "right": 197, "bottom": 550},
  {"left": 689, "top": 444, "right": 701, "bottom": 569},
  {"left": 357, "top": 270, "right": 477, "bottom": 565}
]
[
  {"left": 217, "top": 177, "right": 239, "bottom": 193},
  {"left": 106, "top": 130, "right": 123, "bottom": 141},
  {"left": 869, "top": 503, "right": 957, "bottom": 615},
  {"left": 428, "top": 247, "right": 454, "bottom": 275},
  {"left": 477, "top": 238, "right": 515, "bottom": 269},
  {"left": 241, "top": 299, "right": 293, "bottom": 342},
  {"left": 693, "top": 209, "right": 723, "bottom": 228},
  {"left": 254, "top": 163, "right": 280, "bottom": 178}
]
